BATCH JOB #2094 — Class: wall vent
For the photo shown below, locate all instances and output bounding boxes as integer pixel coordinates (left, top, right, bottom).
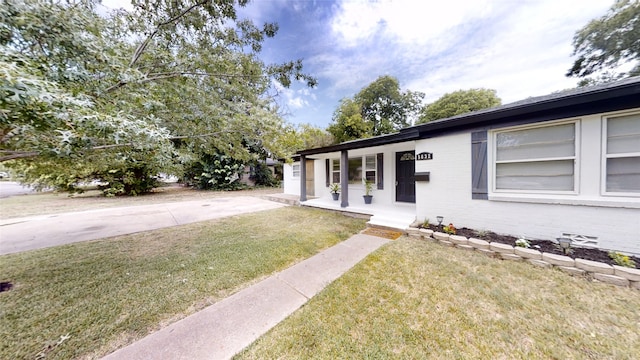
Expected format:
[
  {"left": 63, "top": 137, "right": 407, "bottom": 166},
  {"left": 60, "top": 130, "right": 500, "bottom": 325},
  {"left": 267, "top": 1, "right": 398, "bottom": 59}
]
[{"left": 561, "top": 233, "right": 599, "bottom": 248}]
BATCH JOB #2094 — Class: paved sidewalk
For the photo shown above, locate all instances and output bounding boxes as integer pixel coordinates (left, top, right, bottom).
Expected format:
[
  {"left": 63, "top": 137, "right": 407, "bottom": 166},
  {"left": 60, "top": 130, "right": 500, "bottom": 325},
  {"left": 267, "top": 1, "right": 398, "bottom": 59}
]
[
  {"left": 0, "top": 196, "right": 286, "bottom": 255},
  {"left": 102, "top": 233, "right": 390, "bottom": 360}
]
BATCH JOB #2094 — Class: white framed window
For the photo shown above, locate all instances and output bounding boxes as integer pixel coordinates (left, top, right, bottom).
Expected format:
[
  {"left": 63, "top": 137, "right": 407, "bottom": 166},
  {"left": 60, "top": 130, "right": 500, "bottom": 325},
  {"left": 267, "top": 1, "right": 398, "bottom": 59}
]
[
  {"left": 292, "top": 164, "right": 300, "bottom": 178},
  {"left": 364, "top": 155, "right": 376, "bottom": 183},
  {"left": 492, "top": 120, "right": 579, "bottom": 193},
  {"left": 331, "top": 158, "right": 340, "bottom": 183},
  {"left": 332, "top": 156, "right": 376, "bottom": 185},
  {"left": 602, "top": 113, "right": 640, "bottom": 196}
]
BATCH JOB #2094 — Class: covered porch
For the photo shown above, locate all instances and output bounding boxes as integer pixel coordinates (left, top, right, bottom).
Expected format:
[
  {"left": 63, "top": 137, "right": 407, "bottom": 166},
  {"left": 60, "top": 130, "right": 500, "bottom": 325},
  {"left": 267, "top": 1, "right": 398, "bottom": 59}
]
[{"left": 301, "top": 193, "right": 417, "bottom": 231}]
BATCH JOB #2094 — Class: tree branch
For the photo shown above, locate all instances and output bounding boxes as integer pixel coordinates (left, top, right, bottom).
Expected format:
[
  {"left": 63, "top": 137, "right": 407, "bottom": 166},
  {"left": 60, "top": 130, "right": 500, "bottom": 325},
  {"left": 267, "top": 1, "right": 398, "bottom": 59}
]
[
  {"left": 104, "top": 71, "right": 262, "bottom": 93},
  {"left": 0, "top": 130, "right": 239, "bottom": 162},
  {"left": 129, "top": 0, "right": 211, "bottom": 68}
]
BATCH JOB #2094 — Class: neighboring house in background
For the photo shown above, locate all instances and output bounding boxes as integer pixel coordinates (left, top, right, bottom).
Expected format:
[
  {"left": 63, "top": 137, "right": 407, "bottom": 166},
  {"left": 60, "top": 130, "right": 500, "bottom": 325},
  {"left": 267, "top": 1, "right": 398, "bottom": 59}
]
[
  {"left": 283, "top": 76, "right": 640, "bottom": 255},
  {"left": 239, "top": 158, "right": 280, "bottom": 187}
]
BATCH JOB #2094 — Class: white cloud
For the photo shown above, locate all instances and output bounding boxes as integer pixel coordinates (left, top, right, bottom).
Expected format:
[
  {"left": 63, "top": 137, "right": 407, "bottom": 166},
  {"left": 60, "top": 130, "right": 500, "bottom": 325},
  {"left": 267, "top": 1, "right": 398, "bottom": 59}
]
[{"left": 331, "top": 0, "right": 494, "bottom": 49}]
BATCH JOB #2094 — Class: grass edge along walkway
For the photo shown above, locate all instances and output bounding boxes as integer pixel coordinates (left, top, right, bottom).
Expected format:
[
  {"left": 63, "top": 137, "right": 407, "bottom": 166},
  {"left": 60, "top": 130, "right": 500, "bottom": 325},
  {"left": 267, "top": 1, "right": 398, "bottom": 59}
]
[
  {"left": 0, "top": 207, "right": 366, "bottom": 360},
  {"left": 237, "top": 236, "right": 640, "bottom": 360}
]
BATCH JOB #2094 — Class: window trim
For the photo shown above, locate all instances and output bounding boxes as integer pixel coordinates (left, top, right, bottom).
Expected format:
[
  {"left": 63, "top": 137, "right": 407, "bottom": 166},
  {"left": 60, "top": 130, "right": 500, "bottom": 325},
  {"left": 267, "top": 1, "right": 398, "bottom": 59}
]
[
  {"left": 601, "top": 111, "right": 640, "bottom": 197},
  {"left": 331, "top": 155, "right": 377, "bottom": 186},
  {"left": 489, "top": 118, "right": 581, "bottom": 195}
]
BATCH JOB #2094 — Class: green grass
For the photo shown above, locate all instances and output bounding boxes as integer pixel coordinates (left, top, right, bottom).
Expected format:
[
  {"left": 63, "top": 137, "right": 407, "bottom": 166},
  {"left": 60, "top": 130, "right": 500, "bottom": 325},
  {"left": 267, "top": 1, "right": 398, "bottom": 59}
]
[
  {"left": 0, "top": 207, "right": 366, "bottom": 360},
  {"left": 237, "top": 237, "right": 640, "bottom": 359}
]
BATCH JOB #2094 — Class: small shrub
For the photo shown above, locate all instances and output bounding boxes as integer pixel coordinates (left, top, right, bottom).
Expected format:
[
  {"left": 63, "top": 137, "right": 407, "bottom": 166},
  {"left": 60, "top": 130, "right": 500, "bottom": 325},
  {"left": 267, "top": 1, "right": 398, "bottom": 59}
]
[
  {"left": 609, "top": 251, "right": 636, "bottom": 268},
  {"left": 474, "top": 229, "right": 488, "bottom": 239},
  {"left": 515, "top": 237, "right": 531, "bottom": 248},
  {"left": 443, "top": 223, "right": 456, "bottom": 235},
  {"left": 422, "top": 218, "right": 429, "bottom": 228}
]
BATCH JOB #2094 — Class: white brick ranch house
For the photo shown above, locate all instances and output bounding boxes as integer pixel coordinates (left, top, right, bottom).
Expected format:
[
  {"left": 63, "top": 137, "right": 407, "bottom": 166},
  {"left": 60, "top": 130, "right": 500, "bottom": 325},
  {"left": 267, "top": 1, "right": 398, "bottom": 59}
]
[{"left": 283, "top": 77, "right": 640, "bottom": 255}]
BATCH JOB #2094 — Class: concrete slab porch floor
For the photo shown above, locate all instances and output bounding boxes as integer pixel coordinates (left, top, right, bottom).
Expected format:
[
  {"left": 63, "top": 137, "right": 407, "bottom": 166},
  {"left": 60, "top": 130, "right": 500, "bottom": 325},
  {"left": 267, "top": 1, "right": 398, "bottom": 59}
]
[
  {"left": 101, "top": 234, "right": 390, "bottom": 360},
  {"left": 301, "top": 197, "right": 417, "bottom": 231}
]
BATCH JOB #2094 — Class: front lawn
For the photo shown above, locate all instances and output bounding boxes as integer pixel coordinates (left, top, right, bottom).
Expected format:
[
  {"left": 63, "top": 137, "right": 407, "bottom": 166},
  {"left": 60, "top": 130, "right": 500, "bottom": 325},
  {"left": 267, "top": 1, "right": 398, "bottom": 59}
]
[
  {"left": 0, "top": 207, "right": 366, "bottom": 360},
  {"left": 237, "top": 237, "right": 640, "bottom": 359}
]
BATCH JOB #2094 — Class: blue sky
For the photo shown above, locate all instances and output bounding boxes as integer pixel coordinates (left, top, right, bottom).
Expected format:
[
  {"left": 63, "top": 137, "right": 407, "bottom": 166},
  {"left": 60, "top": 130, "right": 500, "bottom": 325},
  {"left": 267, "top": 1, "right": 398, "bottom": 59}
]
[{"left": 104, "top": 0, "right": 615, "bottom": 128}]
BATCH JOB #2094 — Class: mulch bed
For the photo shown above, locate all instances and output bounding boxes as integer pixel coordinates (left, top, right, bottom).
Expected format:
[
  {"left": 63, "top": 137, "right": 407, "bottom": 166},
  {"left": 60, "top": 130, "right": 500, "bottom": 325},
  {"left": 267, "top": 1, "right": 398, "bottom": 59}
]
[{"left": 420, "top": 225, "right": 639, "bottom": 268}]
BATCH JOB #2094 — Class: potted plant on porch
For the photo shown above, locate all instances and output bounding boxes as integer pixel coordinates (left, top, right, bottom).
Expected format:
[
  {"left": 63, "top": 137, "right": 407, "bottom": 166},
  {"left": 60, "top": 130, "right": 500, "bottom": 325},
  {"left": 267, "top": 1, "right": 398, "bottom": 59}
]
[
  {"left": 329, "top": 183, "right": 340, "bottom": 201},
  {"left": 363, "top": 179, "right": 373, "bottom": 204}
]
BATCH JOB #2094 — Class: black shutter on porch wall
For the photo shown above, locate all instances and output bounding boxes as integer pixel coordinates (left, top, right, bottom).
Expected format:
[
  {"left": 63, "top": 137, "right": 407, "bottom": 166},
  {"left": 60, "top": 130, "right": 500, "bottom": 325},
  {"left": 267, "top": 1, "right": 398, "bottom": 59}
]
[
  {"left": 376, "top": 153, "right": 384, "bottom": 190},
  {"left": 471, "top": 131, "right": 488, "bottom": 200},
  {"left": 325, "top": 159, "right": 330, "bottom": 187}
]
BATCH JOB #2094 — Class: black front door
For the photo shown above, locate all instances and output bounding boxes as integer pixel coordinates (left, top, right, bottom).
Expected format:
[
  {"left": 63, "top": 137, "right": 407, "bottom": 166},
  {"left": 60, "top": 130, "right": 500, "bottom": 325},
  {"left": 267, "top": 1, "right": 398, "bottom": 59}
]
[{"left": 396, "top": 151, "right": 415, "bottom": 203}]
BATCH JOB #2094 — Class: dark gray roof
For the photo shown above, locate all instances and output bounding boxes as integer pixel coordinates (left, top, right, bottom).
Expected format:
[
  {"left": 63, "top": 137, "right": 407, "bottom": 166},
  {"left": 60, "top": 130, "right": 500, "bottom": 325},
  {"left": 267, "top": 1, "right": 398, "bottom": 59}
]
[{"left": 299, "top": 76, "right": 640, "bottom": 156}]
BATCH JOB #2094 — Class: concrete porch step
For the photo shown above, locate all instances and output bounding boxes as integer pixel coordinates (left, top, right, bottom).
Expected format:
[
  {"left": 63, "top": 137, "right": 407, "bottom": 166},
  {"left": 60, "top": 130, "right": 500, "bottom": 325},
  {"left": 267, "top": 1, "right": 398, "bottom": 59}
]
[
  {"left": 367, "top": 213, "right": 416, "bottom": 232},
  {"left": 261, "top": 193, "right": 300, "bottom": 206}
]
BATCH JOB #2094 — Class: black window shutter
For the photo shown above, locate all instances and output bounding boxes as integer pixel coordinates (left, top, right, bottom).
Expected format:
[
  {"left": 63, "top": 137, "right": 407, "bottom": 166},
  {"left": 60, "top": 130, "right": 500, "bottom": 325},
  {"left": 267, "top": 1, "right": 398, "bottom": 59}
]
[
  {"left": 471, "top": 131, "right": 488, "bottom": 200},
  {"left": 376, "top": 153, "right": 384, "bottom": 190},
  {"left": 325, "top": 159, "right": 330, "bottom": 187}
]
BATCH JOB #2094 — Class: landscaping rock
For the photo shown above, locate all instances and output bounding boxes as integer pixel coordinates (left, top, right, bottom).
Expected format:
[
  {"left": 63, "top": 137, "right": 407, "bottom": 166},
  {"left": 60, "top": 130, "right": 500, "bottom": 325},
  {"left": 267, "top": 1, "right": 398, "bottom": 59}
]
[
  {"left": 575, "top": 259, "right": 614, "bottom": 275},
  {"left": 406, "top": 228, "right": 422, "bottom": 238},
  {"left": 528, "top": 259, "right": 552, "bottom": 268},
  {"left": 631, "top": 281, "right": 640, "bottom": 290},
  {"left": 613, "top": 266, "right": 640, "bottom": 282},
  {"left": 500, "top": 253, "right": 522, "bottom": 261},
  {"left": 542, "top": 253, "right": 575, "bottom": 267},
  {"left": 514, "top": 247, "right": 542, "bottom": 260},
  {"left": 449, "top": 235, "right": 468, "bottom": 245},
  {"left": 558, "top": 266, "right": 586, "bottom": 276},
  {"left": 593, "top": 273, "right": 630, "bottom": 287},
  {"left": 433, "top": 232, "right": 450, "bottom": 242},
  {"left": 456, "top": 244, "right": 474, "bottom": 251},
  {"left": 468, "top": 238, "right": 490, "bottom": 250},
  {"left": 489, "top": 242, "right": 514, "bottom": 254},
  {"left": 419, "top": 228, "right": 434, "bottom": 238},
  {"left": 439, "top": 240, "right": 454, "bottom": 247}
]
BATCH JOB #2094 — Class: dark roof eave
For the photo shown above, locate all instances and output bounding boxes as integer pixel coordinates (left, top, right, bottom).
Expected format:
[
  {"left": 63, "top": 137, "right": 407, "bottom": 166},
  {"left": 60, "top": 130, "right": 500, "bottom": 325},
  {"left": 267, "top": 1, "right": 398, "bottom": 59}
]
[
  {"left": 413, "top": 78, "right": 640, "bottom": 135},
  {"left": 295, "top": 76, "right": 640, "bottom": 157},
  {"left": 298, "top": 129, "right": 420, "bottom": 156}
]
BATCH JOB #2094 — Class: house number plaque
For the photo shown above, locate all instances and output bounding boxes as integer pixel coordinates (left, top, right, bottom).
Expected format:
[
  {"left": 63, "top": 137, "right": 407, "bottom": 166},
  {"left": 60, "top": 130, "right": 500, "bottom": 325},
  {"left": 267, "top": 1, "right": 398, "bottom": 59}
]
[{"left": 416, "top": 152, "right": 433, "bottom": 161}]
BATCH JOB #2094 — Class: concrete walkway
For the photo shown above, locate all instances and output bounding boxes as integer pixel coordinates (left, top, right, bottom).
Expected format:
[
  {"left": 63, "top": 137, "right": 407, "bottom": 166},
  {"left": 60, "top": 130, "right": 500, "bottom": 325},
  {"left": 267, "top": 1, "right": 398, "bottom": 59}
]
[
  {"left": 0, "top": 196, "right": 286, "bottom": 255},
  {"left": 102, "top": 233, "right": 390, "bottom": 360}
]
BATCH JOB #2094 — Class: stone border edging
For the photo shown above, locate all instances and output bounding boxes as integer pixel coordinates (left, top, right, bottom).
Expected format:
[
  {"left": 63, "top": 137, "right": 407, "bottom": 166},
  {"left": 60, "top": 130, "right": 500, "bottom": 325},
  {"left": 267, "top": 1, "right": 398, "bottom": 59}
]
[{"left": 405, "top": 227, "right": 640, "bottom": 290}]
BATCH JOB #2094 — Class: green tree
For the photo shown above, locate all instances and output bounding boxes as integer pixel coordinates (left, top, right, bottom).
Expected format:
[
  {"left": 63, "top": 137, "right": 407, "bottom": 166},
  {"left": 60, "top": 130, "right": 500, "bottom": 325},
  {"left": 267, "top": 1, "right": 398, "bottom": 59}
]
[
  {"left": 0, "top": 0, "right": 315, "bottom": 195},
  {"left": 353, "top": 75, "right": 424, "bottom": 135},
  {"left": 327, "top": 98, "right": 372, "bottom": 143},
  {"left": 567, "top": 0, "right": 640, "bottom": 83},
  {"left": 417, "top": 88, "right": 501, "bottom": 123}
]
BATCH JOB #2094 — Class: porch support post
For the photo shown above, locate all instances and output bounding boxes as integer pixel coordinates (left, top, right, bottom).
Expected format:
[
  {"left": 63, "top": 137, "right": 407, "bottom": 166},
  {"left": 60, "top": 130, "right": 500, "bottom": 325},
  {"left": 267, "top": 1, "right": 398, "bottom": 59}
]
[
  {"left": 300, "top": 155, "right": 307, "bottom": 202},
  {"left": 340, "top": 150, "right": 349, "bottom": 208}
]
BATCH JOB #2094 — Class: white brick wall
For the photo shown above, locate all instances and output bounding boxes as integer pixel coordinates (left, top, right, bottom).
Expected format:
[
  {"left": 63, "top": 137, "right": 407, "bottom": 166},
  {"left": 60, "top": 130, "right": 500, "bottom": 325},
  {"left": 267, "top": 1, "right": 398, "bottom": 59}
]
[
  {"left": 415, "top": 114, "right": 640, "bottom": 255},
  {"left": 283, "top": 162, "right": 300, "bottom": 196}
]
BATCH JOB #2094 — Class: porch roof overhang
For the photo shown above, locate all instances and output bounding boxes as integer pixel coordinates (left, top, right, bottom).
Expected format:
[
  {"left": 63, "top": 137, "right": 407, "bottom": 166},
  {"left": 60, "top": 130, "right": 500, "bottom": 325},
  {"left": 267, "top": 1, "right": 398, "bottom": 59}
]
[{"left": 296, "top": 76, "right": 640, "bottom": 157}]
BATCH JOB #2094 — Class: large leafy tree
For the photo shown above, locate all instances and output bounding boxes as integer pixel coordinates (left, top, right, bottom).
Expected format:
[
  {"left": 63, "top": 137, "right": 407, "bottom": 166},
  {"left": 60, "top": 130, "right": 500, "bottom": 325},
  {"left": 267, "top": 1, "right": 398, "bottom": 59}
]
[
  {"left": 567, "top": 0, "right": 640, "bottom": 85},
  {"left": 0, "top": 0, "right": 315, "bottom": 194},
  {"left": 353, "top": 75, "right": 424, "bottom": 136},
  {"left": 326, "top": 75, "right": 423, "bottom": 142},
  {"left": 327, "top": 98, "right": 371, "bottom": 143},
  {"left": 417, "top": 88, "right": 501, "bottom": 123}
]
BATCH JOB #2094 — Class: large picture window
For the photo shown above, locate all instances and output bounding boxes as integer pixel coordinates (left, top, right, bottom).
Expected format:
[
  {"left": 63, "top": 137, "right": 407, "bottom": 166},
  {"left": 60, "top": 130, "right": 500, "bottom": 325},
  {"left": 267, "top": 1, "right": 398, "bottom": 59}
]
[
  {"left": 493, "top": 121, "right": 577, "bottom": 192},
  {"left": 348, "top": 157, "right": 362, "bottom": 184},
  {"left": 332, "top": 156, "right": 377, "bottom": 185},
  {"left": 604, "top": 113, "right": 640, "bottom": 194}
]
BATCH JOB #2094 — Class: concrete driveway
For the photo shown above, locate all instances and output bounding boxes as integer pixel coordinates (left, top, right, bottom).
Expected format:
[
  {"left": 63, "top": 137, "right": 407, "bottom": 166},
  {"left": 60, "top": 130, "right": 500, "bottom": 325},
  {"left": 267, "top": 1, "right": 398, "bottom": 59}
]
[{"left": 0, "top": 196, "right": 286, "bottom": 255}]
